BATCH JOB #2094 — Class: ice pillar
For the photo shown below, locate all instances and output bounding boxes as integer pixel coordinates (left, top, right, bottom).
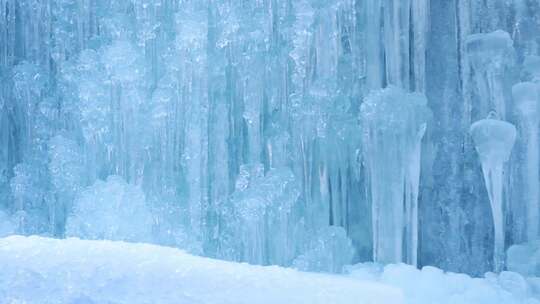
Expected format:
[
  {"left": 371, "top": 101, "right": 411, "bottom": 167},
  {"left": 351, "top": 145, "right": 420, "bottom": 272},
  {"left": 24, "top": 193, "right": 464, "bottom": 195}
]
[
  {"left": 361, "top": 86, "right": 431, "bottom": 265},
  {"left": 470, "top": 115, "right": 516, "bottom": 271},
  {"left": 513, "top": 82, "right": 539, "bottom": 241}
]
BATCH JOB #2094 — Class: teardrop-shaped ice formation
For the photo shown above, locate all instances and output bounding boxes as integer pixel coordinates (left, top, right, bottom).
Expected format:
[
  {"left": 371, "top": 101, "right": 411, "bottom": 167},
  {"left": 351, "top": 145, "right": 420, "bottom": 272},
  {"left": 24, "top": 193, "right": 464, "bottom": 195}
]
[{"left": 470, "top": 117, "right": 517, "bottom": 271}]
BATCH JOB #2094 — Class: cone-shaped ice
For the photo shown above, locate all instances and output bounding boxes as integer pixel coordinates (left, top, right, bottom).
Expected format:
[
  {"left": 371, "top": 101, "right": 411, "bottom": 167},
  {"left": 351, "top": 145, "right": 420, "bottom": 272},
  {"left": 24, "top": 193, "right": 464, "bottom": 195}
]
[
  {"left": 470, "top": 114, "right": 517, "bottom": 271},
  {"left": 513, "top": 82, "right": 539, "bottom": 241},
  {"left": 361, "top": 86, "right": 431, "bottom": 265}
]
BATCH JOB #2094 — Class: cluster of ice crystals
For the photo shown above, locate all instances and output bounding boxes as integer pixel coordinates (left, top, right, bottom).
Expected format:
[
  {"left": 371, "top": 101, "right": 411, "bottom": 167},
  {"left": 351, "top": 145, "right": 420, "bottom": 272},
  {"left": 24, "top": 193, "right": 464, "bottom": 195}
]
[{"left": 66, "top": 176, "right": 153, "bottom": 242}]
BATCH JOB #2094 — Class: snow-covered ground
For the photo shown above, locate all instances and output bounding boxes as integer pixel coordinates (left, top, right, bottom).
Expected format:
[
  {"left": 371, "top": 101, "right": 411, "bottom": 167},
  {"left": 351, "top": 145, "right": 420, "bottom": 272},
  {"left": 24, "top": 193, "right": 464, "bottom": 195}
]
[
  {"left": 0, "top": 236, "right": 539, "bottom": 304},
  {"left": 0, "top": 236, "right": 400, "bottom": 304}
]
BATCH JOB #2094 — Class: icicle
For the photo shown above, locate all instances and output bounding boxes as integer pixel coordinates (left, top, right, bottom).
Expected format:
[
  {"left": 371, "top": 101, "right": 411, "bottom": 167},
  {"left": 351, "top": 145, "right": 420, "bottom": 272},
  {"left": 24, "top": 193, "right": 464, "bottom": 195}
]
[{"left": 470, "top": 114, "right": 516, "bottom": 271}]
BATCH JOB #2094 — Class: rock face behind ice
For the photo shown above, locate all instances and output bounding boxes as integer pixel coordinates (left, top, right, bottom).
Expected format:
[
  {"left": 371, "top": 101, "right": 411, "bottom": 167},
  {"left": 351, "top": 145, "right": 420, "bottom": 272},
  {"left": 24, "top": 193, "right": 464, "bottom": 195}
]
[
  {"left": 470, "top": 119, "right": 517, "bottom": 167},
  {"left": 0, "top": 236, "right": 403, "bottom": 304}
]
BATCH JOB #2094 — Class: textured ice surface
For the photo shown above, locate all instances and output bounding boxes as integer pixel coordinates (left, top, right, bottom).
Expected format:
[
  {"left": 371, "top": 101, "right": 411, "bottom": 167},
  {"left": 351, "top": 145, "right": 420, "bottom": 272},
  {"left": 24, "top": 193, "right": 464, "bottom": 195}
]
[
  {"left": 0, "top": 236, "right": 402, "bottom": 304},
  {"left": 347, "top": 263, "right": 540, "bottom": 304},
  {"left": 293, "top": 226, "right": 355, "bottom": 273},
  {"left": 66, "top": 176, "right": 153, "bottom": 242}
]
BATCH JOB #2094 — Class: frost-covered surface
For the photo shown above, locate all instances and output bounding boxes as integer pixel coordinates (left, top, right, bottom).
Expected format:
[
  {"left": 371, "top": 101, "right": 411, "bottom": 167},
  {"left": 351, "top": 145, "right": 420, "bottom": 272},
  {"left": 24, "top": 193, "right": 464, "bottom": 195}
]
[
  {"left": 0, "top": 236, "right": 402, "bottom": 304},
  {"left": 347, "top": 263, "right": 540, "bottom": 304}
]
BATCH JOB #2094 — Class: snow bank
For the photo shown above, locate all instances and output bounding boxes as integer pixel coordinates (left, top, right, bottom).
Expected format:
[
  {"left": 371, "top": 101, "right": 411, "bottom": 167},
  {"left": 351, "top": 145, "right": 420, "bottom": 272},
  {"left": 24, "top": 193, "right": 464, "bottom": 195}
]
[
  {"left": 347, "top": 263, "right": 540, "bottom": 304},
  {"left": 0, "top": 236, "right": 402, "bottom": 304},
  {"left": 507, "top": 241, "right": 540, "bottom": 277}
]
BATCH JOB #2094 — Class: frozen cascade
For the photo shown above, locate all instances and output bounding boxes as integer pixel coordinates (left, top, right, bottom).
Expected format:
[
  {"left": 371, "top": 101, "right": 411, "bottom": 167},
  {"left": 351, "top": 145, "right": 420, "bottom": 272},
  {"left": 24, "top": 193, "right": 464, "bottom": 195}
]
[
  {"left": 512, "top": 82, "right": 539, "bottom": 241},
  {"left": 360, "top": 86, "right": 431, "bottom": 265},
  {"left": 0, "top": 0, "right": 540, "bottom": 281},
  {"left": 470, "top": 116, "right": 517, "bottom": 271}
]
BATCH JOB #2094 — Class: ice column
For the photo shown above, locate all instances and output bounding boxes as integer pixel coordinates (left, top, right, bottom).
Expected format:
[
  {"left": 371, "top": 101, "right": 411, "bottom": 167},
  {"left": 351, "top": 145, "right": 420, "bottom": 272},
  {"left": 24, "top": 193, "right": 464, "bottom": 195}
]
[
  {"left": 466, "top": 31, "right": 514, "bottom": 119},
  {"left": 513, "top": 83, "right": 539, "bottom": 241},
  {"left": 361, "top": 86, "right": 431, "bottom": 265},
  {"left": 470, "top": 115, "right": 516, "bottom": 271}
]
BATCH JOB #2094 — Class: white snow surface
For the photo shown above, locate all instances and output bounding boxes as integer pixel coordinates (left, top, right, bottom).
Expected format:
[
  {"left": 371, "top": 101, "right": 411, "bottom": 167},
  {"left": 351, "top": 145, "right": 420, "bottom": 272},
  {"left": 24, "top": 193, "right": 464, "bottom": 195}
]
[
  {"left": 0, "top": 236, "right": 402, "bottom": 304},
  {"left": 347, "top": 263, "right": 540, "bottom": 304},
  {"left": 1, "top": 236, "right": 539, "bottom": 304}
]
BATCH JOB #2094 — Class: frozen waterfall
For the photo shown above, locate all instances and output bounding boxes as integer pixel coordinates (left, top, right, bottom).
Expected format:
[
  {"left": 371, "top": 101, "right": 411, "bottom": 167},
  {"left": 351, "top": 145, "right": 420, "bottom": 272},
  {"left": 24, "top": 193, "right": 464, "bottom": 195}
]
[{"left": 0, "top": 0, "right": 540, "bottom": 282}]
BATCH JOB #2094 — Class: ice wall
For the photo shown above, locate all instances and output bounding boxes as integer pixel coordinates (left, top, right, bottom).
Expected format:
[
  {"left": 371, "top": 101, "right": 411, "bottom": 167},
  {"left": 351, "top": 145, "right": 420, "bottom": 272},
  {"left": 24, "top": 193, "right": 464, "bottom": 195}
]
[{"left": 0, "top": 0, "right": 539, "bottom": 275}]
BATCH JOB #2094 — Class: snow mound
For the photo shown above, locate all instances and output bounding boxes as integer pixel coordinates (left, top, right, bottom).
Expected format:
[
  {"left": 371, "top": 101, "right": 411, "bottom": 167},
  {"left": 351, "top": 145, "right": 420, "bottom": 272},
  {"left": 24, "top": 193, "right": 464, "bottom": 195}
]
[
  {"left": 0, "top": 236, "right": 402, "bottom": 304},
  {"left": 507, "top": 241, "right": 540, "bottom": 277},
  {"left": 347, "top": 263, "right": 540, "bottom": 304}
]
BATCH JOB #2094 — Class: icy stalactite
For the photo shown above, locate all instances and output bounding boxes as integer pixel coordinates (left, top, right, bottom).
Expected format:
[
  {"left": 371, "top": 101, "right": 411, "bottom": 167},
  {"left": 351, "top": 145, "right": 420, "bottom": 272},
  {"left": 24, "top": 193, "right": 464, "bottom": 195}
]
[
  {"left": 364, "top": 0, "right": 384, "bottom": 90},
  {"left": 364, "top": 0, "right": 427, "bottom": 91},
  {"left": 180, "top": 10, "right": 208, "bottom": 245},
  {"left": 512, "top": 82, "right": 539, "bottom": 242},
  {"left": 466, "top": 30, "right": 514, "bottom": 119},
  {"left": 470, "top": 116, "right": 517, "bottom": 271},
  {"left": 47, "top": 135, "right": 83, "bottom": 236},
  {"left": 361, "top": 86, "right": 431, "bottom": 265},
  {"left": 411, "top": 0, "right": 429, "bottom": 92},
  {"left": 383, "top": 0, "right": 411, "bottom": 88}
]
